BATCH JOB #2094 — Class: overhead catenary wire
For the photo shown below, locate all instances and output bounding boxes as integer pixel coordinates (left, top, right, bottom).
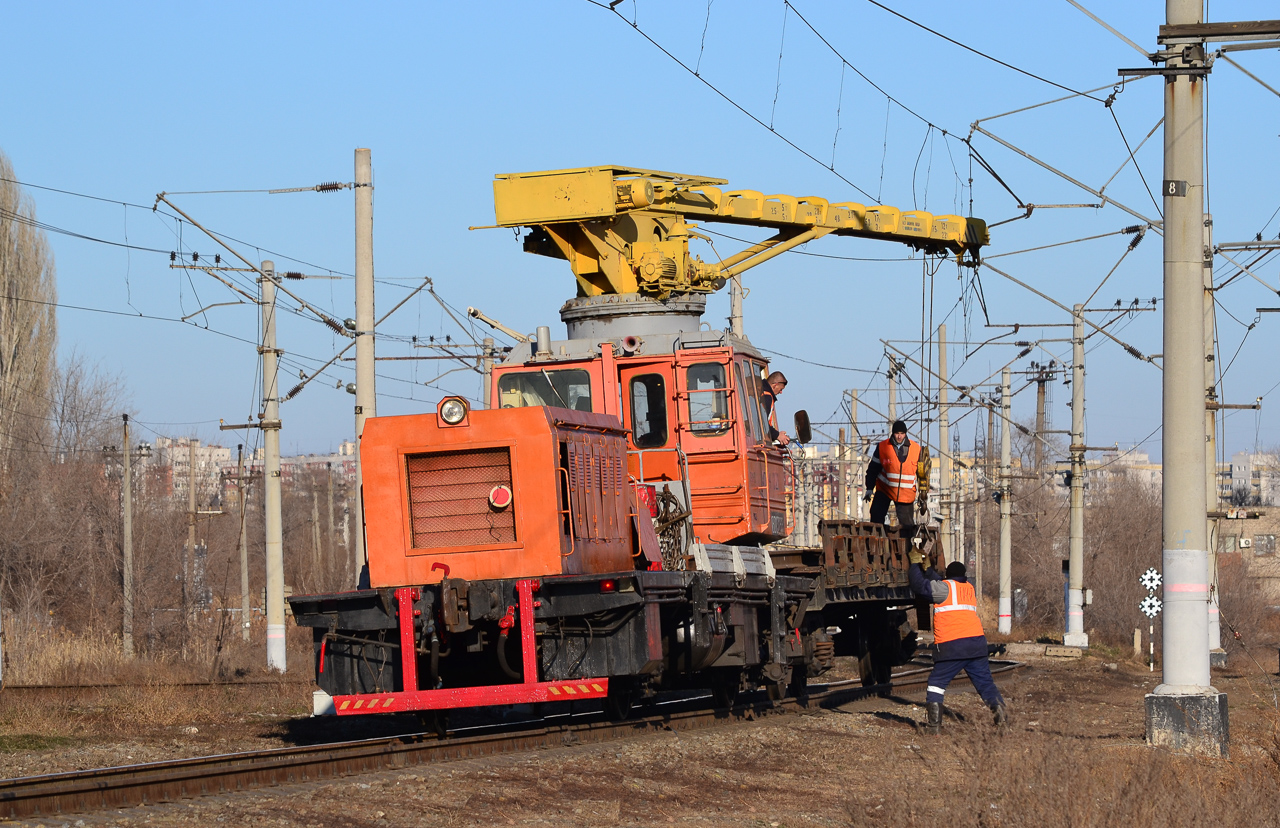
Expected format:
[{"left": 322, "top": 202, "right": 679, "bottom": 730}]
[
  {"left": 0, "top": 175, "right": 352, "bottom": 278},
  {"left": 585, "top": 0, "right": 875, "bottom": 201},
  {"left": 862, "top": 0, "right": 1104, "bottom": 102}
]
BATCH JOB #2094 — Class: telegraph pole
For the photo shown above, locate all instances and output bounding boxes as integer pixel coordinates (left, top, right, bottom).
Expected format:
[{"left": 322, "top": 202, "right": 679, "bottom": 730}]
[
  {"left": 186, "top": 439, "right": 198, "bottom": 624},
  {"left": 326, "top": 462, "right": 335, "bottom": 575},
  {"left": 887, "top": 359, "right": 898, "bottom": 424},
  {"left": 1034, "top": 372, "right": 1048, "bottom": 471},
  {"left": 998, "top": 367, "right": 1012, "bottom": 635},
  {"left": 237, "top": 444, "right": 250, "bottom": 642},
  {"left": 353, "top": 148, "right": 376, "bottom": 586},
  {"left": 837, "top": 428, "right": 847, "bottom": 517},
  {"left": 1145, "top": 0, "right": 1225, "bottom": 754},
  {"left": 938, "top": 325, "right": 951, "bottom": 563},
  {"left": 262, "top": 261, "right": 286, "bottom": 672},
  {"left": 729, "top": 276, "right": 744, "bottom": 336},
  {"left": 1204, "top": 213, "right": 1225, "bottom": 667},
  {"left": 1064, "top": 305, "right": 1089, "bottom": 648},
  {"left": 973, "top": 430, "right": 984, "bottom": 604},
  {"left": 849, "top": 390, "right": 861, "bottom": 519},
  {"left": 121, "top": 415, "right": 135, "bottom": 658},
  {"left": 482, "top": 336, "right": 495, "bottom": 409}
]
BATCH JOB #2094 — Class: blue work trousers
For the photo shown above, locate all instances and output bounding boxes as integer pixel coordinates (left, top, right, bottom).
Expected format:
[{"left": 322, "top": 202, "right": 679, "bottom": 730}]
[{"left": 925, "top": 655, "right": 1003, "bottom": 708}]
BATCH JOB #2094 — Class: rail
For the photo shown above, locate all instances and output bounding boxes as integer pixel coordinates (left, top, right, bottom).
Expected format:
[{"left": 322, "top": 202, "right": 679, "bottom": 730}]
[{"left": 0, "top": 660, "right": 1024, "bottom": 819}]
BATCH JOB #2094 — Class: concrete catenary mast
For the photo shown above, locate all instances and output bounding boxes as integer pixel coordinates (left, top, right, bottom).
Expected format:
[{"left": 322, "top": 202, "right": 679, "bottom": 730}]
[
  {"left": 1064, "top": 305, "right": 1087, "bottom": 648},
  {"left": 998, "top": 367, "right": 1012, "bottom": 635},
  {"left": 261, "top": 261, "right": 286, "bottom": 672},
  {"left": 1144, "top": 0, "right": 1225, "bottom": 754},
  {"left": 353, "top": 148, "right": 376, "bottom": 583}
]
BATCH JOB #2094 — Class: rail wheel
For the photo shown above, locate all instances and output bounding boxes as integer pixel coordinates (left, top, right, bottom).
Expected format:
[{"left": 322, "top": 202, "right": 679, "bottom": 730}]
[
  {"left": 417, "top": 711, "right": 449, "bottom": 739},
  {"left": 603, "top": 679, "right": 636, "bottom": 721},
  {"left": 788, "top": 668, "right": 809, "bottom": 705},
  {"left": 764, "top": 665, "right": 792, "bottom": 702},
  {"left": 709, "top": 668, "right": 742, "bottom": 709}
]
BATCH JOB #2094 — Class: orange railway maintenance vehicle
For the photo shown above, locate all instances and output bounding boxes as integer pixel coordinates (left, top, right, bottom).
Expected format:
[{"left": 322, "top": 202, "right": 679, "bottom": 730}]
[{"left": 289, "top": 167, "right": 988, "bottom": 722}]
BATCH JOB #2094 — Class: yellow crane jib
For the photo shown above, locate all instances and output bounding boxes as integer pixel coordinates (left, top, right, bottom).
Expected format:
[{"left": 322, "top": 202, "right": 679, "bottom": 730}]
[{"left": 491, "top": 166, "right": 989, "bottom": 299}]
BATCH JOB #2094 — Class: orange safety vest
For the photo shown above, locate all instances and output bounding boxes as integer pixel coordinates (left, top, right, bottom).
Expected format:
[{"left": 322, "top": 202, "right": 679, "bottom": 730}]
[
  {"left": 875, "top": 438, "right": 921, "bottom": 503},
  {"left": 932, "top": 579, "right": 984, "bottom": 644}
]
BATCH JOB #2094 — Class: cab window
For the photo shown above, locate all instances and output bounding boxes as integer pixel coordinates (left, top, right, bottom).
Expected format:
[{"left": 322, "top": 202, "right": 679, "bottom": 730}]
[
  {"left": 630, "top": 374, "right": 668, "bottom": 448},
  {"left": 497, "top": 369, "right": 592, "bottom": 411},
  {"left": 687, "top": 362, "right": 731, "bottom": 436},
  {"left": 747, "top": 360, "right": 773, "bottom": 440},
  {"left": 735, "top": 362, "right": 763, "bottom": 444}
]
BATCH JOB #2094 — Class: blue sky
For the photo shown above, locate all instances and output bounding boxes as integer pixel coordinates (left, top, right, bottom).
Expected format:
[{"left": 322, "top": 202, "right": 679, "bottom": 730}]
[{"left": 2, "top": 1, "right": 1277, "bottom": 464}]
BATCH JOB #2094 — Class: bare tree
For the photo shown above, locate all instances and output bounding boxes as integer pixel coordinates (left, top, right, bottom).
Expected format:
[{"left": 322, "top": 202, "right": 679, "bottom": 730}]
[{"left": 0, "top": 150, "right": 57, "bottom": 471}]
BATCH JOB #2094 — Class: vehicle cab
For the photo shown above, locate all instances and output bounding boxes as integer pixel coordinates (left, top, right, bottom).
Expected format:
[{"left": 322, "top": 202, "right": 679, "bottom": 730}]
[{"left": 491, "top": 323, "right": 790, "bottom": 548}]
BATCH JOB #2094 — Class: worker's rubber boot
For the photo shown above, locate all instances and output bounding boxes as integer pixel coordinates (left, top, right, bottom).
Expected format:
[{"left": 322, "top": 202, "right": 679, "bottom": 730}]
[
  {"left": 991, "top": 702, "right": 1008, "bottom": 727},
  {"left": 924, "top": 702, "right": 943, "bottom": 735}
]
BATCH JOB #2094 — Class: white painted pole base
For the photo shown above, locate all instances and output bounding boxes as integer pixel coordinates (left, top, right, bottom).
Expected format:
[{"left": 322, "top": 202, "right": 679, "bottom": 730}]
[
  {"left": 997, "top": 596, "right": 1011, "bottom": 635},
  {"left": 1064, "top": 587, "right": 1088, "bottom": 648},
  {"left": 267, "top": 624, "right": 287, "bottom": 672}
]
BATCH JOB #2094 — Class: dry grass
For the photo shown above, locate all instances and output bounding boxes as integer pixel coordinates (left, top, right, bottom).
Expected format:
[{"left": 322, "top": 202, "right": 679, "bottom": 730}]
[
  {"left": 2, "top": 616, "right": 314, "bottom": 687},
  {"left": 0, "top": 619, "right": 313, "bottom": 742},
  {"left": 850, "top": 724, "right": 1280, "bottom": 827}
]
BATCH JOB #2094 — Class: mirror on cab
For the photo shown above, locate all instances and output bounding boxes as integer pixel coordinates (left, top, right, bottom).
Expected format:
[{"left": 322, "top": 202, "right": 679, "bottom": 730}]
[{"left": 793, "top": 410, "right": 812, "bottom": 445}]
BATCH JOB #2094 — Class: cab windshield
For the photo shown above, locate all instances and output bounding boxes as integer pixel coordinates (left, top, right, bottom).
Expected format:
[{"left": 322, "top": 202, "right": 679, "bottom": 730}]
[{"left": 497, "top": 369, "right": 593, "bottom": 411}]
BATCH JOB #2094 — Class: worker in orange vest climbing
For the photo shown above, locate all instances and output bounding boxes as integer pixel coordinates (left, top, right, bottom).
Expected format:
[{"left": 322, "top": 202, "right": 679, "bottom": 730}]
[
  {"left": 760, "top": 371, "right": 790, "bottom": 446},
  {"left": 862, "top": 420, "right": 930, "bottom": 528},
  {"left": 909, "top": 555, "right": 1007, "bottom": 733}
]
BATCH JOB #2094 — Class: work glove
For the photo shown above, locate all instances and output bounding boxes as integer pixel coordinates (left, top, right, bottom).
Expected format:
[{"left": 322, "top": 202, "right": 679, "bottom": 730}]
[
  {"left": 863, "top": 490, "right": 874, "bottom": 504},
  {"left": 908, "top": 550, "right": 924, "bottom": 566},
  {"left": 916, "top": 496, "right": 929, "bottom": 515}
]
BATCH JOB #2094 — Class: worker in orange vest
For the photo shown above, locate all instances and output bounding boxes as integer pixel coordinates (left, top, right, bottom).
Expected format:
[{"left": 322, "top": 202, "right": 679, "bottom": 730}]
[
  {"left": 909, "top": 554, "right": 1007, "bottom": 733},
  {"left": 862, "top": 420, "right": 930, "bottom": 528}
]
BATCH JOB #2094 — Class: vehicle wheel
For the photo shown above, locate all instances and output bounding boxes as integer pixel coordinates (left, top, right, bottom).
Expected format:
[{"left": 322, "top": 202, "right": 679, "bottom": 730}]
[
  {"left": 789, "top": 669, "right": 809, "bottom": 705},
  {"left": 710, "top": 669, "right": 741, "bottom": 709},
  {"left": 765, "top": 665, "right": 792, "bottom": 703},
  {"left": 603, "top": 679, "right": 635, "bottom": 721},
  {"left": 417, "top": 711, "right": 449, "bottom": 739}
]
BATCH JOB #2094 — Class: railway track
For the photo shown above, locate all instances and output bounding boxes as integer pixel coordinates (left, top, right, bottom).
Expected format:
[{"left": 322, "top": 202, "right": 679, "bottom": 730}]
[{"left": 0, "top": 660, "right": 1024, "bottom": 820}]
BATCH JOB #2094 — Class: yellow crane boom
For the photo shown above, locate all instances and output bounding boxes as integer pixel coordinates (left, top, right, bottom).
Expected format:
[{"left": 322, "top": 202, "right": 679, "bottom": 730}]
[{"left": 489, "top": 165, "right": 989, "bottom": 299}]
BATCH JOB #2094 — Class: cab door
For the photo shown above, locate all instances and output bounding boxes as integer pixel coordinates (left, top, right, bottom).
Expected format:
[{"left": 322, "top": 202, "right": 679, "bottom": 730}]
[
  {"left": 733, "top": 359, "right": 774, "bottom": 539},
  {"left": 618, "top": 360, "right": 680, "bottom": 484},
  {"left": 674, "top": 350, "right": 743, "bottom": 542}
]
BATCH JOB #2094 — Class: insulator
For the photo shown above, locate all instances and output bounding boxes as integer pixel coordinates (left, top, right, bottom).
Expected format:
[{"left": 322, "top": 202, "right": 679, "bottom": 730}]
[
  {"left": 316, "top": 181, "right": 344, "bottom": 192},
  {"left": 215, "top": 254, "right": 221, "bottom": 264},
  {"left": 1125, "top": 344, "right": 1145, "bottom": 360},
  {"left": 284, "top": 271, "right": 304, "bottom": 280},
  {"left": 1121, "top": 224, "right": 1142, "bottom": 234},
  {"left": 284, "top": 382, "right": 305, "bottom": 401},
  {"left": 1128, "top": 230, "right": 1145, "bottom": 251},
  {"left": 169, "top": 251, "right": 176, "bottom": 262},
  {"left": 192, "top": 252, "right": 199, "bottom": 262},
  {"left": 322, "top": 316, "right": 345, "bottom": 335}
]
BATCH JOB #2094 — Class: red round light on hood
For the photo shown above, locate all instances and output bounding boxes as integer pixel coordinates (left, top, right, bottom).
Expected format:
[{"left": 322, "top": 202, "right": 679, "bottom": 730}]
[{"left": 488, "top": 485, "right": 512, "bottom": 510}]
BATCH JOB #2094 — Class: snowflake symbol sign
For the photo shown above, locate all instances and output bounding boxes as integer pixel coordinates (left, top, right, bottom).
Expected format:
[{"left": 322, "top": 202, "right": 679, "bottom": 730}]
[
  {"left": 1140, "top": 568, "right": 1162, "bottom": 592},
  {"left": 1140, "top": 594, "right": 1163, "bottom": 619}
]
